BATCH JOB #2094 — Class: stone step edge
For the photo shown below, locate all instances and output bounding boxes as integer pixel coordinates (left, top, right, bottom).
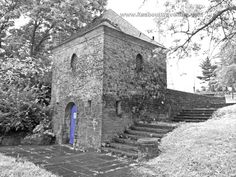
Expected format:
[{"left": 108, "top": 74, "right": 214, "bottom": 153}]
[
  {"left": 130, "top": 126, "right": 171, "bottom": 134},
  {"left": 172, "top": 119, "right": 208, "bottom": 122},
  {"left": 177, "top": 113, "right": 213, "bottom": 116},
  {"left": 125, "top": 129, "right": 164, "bottom": 138},
  {"left": 109, "top": 142, "right": 138, "bottom": 152},
  {"left": 135, "top": 122, "right": 178, "bottom": 129},
  {"left": 113, "top": 137, "right": 138, "bottom": 146},
  {"left": 174, "top": 116, "right": 211, "bottom": 119},
  {"left": 122, "top": 133, "right": 160, "bottom": 140},
  {"left": 182, "top": 108, "right": 217, "bottom": 111},
  {"left": 101, "top": 147, "right": 138, "bottom": 158}
]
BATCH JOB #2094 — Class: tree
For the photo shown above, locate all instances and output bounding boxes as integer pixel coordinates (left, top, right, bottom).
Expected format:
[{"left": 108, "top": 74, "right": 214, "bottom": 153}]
[
  {"left": 138, "top": 0, "right": 236, "bottom": 59},
  {"left": 0, "top": 56, "right": 51, "bottom": 133},
  {"left": 143, "top": 0, "right": 236, "bottom": 93},
  {"left": 198, "top": 57, "right": 217, "bottom": 82},
  {"left": 0, "top": 0, "right": 23, "bottom": 54},
  {"left": 0, "top": 0, "right": 107, "bottom": 134},
  {"left": 5, "top": 0, "right": 107, "bottom": 57},
  {"left": 197, "top": 57, "right": 217, "bottom": 91},
  {"left": 215, "top": 40, "right": 236, "bottom": 93}
]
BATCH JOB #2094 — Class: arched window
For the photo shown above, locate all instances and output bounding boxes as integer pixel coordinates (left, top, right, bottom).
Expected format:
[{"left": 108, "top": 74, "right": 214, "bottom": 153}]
[
  {"left": 71, "top": 53, "right": 78, "bottom": 72},
  {"left": 115, "top": 100, "right": 122, "bottom": 116},
  {"left": 136, "top": 54, "right": 143, "bottom": 72},
  {"left": 88, "top": 100, "right": 92, "bottom": 114}
]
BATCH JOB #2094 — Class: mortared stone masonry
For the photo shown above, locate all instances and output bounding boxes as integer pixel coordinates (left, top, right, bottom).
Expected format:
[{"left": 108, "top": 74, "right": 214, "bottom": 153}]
[{"left": 51, "top": 9, "right": 225, "bottom": 151}]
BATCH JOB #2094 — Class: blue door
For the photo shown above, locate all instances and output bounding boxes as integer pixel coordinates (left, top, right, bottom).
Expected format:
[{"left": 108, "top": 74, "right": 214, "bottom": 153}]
[{"left": 69, "top": 105, "right": 77, "bottom": 144}]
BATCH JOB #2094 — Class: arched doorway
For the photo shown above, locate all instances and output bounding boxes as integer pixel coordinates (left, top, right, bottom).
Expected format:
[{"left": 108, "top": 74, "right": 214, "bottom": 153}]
[
  {"left": 63, "top": 102, "right": 78, "bottom": 145},
  {"left": 69, "top": 104, "right": 77, "bottom": 144}
]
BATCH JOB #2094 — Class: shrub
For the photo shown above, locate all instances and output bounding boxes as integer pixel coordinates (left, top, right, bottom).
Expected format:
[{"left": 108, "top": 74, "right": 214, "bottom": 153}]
[
  {"left": 0, "top": 56, "right": 52, "bottom": 134},
  {"left": 0, "top": 86, "right": 52, "bottom": 134}
]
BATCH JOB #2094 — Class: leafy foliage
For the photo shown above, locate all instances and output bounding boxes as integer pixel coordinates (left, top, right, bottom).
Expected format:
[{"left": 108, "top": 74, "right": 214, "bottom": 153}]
[
  {"left": 197, "top": 57, "right": 217, "bottom": 91},
  {"left": 0, "top": 0, "right": 23, "bottom": 50},
  {"left": 4, "top": 0, "right": 107, "bottom": 57},
  {"left": 216, "top": 41, "right": 236, "bottom": 90},
  {"left": 198, "top": 58, "right": 217, "bottom": 81},
  {"left": 150, "top": 0, "right": 236, "bottom": 91},
  {"left": 160, "top": 0, "right": 236, "bottom": 56},
  {"left": 0, "top": 56, "right": 52, "bottom": 133},
  {"left": 133, "top": 49, "right": 167, "bottom": 100},
  {"left": 0, "top": 0, "right": 107, "bottom": 134},
  {"left": 129, "top": 49, "right": 167, "bottom": 121}
]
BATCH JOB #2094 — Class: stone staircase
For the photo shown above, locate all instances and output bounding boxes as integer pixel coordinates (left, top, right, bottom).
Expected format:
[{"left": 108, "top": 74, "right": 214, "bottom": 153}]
[
  {"left": 172, "top": 103, "right": 235, "bottom": 123},
  {"left": 102, "top": 103, "right": 235, "bottom": 158},
  {"left": 172, "top": 108, "right": 216, "bottom": 122},
  {"left": 102, "top": 122, "right": 177, "bottom": 158}
]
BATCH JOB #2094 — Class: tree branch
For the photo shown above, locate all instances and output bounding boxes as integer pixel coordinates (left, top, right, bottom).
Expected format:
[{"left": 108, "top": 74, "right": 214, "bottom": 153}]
[
  {"left": 174, "top": 6, "right": 236, "bottom": 52},
  {"left": 34, "top": 24, "right": 55, "bottom": 55}
]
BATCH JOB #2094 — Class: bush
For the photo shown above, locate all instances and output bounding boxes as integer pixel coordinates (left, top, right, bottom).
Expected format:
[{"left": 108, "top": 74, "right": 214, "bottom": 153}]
[
  {"left": 0, "top": 56, "right": 52, "bottom": 134},
  {"left": 21, "top": 120, "right": 55, "bottom": 145},
  {"left": 0, "top": 87, "right": 52, "bottom": 134}
]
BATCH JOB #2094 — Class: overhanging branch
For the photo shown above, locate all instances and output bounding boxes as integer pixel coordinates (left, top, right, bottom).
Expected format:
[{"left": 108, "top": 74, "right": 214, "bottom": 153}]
[{"left": 173, "top": 6, "right": 236, "bottom": 52}]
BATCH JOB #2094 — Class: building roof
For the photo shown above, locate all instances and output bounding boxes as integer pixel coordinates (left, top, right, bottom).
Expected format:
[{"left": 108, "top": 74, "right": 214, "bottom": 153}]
[
  {"left": 53, "top": 9, "right": 165, "bottom": 49},
  {"left": 96, "top": 9, "right": 164, "bottom": 47}
]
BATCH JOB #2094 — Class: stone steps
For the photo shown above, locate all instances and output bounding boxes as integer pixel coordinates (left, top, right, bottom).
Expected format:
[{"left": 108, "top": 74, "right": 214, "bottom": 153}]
[
  {"left": 125, "top": 129, "right": 165, "bottom": 138},
  {"left": 181, "top": 110, "right": 216, "bottom": 113},
  {"left": 102, "top": 104, "right": 234, "bottom": 159},
  {"left": 172, "top": 118, "right": 209, "bottom": 122},
  {"left": 134, "top": 122, "right": 177, "bottom": 130},
  {"left": 101, "top": 147, "right": 138, "bottom": 159},
  {"left": 173, "top": 109, "right": 213, "bottom": 122},
  {"left": 209, "top": 103, "right": 235, "bottom": 108},
  {"left": 130, "top": 126, "right": 171, "bottom": 134},
  {"left": 109, "top": 142, "right": 138, "bottom": 152},
  {"left": 102, "top": 122, "right": 172, "bottom": 159},
  {"left": 113, "top": 137, "right": 138, "bottom": 146},
  {"left": 176, "top": 113, "right": 212, "bottom": 116},
  {"left": 173, "top": 104, "right": 235, "bottom": 123},
  {"left": 174, "top": 115, "right": 210, "bottom": 119},
  {"left": 122, "top": 133, "right": 152, "bottom": 140}
]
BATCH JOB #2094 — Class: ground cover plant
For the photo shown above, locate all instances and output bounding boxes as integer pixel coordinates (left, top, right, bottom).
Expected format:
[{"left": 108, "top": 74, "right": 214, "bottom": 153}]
[
  {"left": 0, "top": 153, "right": 58, "bottom": 177},
  {"left": 133, "top": 104, "right": 236, "bottom": 177}
]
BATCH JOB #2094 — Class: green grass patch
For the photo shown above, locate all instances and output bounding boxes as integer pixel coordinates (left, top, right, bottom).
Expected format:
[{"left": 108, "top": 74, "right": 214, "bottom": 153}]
[
  {"left": 0, "top": 153, "right": 58, "bottom": 177},
  {"left": 133, "top": 105, "right": 236, "bottom": 177}
]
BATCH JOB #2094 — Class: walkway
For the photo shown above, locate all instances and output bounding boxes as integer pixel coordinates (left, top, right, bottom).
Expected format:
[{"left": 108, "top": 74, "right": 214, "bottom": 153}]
[{"left": 0, "top": 145, "right": 137, "bottom": 177}]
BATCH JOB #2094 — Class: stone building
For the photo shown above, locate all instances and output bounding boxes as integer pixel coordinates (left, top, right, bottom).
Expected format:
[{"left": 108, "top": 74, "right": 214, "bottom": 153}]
[{"left": 51, "top": 9, "right": 166, "bottom": 150}]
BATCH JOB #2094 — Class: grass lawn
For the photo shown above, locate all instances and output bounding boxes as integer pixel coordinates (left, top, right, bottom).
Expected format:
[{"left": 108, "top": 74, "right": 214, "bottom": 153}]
[
  {"left": 0, "top": 153, "right": 58, "bottom": 177},
  {"left": 133, "top": 104, "right": 236, "bottom": 177}
]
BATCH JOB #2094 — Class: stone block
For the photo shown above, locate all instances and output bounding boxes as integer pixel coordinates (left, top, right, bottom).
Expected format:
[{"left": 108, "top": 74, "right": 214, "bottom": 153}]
[{"left": 137, "top": 138, "right": 160, "bottom": 160}]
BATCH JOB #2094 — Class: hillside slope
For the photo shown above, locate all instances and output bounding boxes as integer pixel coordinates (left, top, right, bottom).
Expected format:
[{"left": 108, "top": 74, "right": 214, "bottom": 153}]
[{"left": 133, "top": 105, "right": 236, "bottom": 177}]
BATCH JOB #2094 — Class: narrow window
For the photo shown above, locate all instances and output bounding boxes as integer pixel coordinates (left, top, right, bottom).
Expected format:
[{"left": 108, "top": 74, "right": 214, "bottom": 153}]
[
  {"left": 88, "top": 100, "right": 92, "bottom": 114},
  {"left": 136, "top": 54, "right": 143, "bottom": 72},
  {"left": 116, "top": 101, "right": 122, "bottom": 116},
  {"left": 71, "top": 53, "right": 78, "bottom": 72}
]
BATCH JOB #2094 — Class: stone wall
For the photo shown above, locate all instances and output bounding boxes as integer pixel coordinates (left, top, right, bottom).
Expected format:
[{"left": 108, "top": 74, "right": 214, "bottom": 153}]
[
  {"left": 51, "top": 24, "right": 167, "bottom": 149},
  {"left": 51, "top": 23, "right": 226, "bottom": 149},
  {"left": 101, "top": 26, "right": 166, "bottom": 142},
  {"left": 166, "top": 89, "right": 226, "bottom": 118},
  {"left": 51, "top": 23, "right": 226, "bottom": 150},
  {"left": 51, "top": 26, "right": 104, "bottom": 150}
]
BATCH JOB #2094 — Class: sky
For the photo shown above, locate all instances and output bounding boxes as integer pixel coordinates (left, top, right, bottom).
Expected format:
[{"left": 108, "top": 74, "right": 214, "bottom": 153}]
[{"left": 107, "top": 0, "right": 210, "bottom": 93}]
